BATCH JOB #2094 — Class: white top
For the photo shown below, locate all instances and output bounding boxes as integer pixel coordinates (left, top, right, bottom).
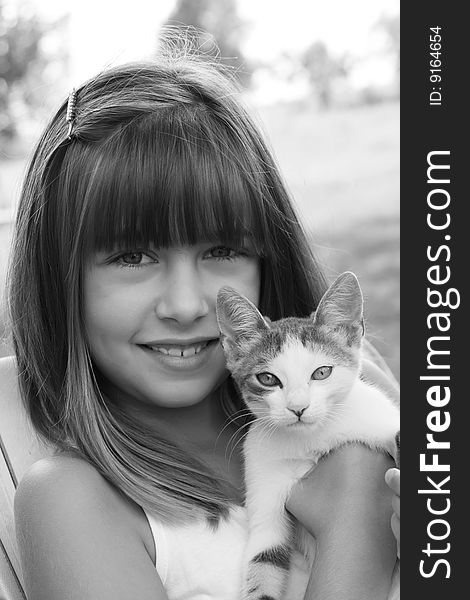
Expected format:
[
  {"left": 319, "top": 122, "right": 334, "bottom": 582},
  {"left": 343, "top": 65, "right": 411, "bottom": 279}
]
[{"left": 144, "top": 506, "right": 311, "bottom": 600}]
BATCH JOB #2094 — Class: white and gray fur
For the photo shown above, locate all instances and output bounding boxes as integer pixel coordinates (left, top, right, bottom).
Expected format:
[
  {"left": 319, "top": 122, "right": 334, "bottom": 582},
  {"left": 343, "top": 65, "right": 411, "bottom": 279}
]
[{"left": 216, "top": 272, "right": 400, "bottom": 600}]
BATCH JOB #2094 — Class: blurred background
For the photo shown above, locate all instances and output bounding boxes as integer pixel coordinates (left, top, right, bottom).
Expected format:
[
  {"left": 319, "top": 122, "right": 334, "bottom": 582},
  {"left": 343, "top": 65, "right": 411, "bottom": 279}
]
[{"left": 0, "top": 0, "right": 400, "bottom": 379}]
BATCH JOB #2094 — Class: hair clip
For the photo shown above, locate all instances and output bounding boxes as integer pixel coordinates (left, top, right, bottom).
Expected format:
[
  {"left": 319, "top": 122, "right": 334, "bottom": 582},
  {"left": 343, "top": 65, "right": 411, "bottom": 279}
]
[{"left": 66, "top": 88, "right": 78, "bottom": 139}]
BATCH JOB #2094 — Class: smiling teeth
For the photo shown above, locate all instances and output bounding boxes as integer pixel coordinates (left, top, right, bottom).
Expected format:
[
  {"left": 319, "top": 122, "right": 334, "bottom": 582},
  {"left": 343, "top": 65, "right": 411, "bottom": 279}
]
[{"left": 148, "top": 341, "right": 209, "bottom": 357}]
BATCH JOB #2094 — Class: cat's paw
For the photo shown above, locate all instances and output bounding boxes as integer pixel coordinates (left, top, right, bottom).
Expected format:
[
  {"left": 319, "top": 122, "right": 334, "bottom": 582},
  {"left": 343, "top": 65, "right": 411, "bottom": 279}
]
[{"left": 243, "top": 546, "right": 290, "bottom": 600}]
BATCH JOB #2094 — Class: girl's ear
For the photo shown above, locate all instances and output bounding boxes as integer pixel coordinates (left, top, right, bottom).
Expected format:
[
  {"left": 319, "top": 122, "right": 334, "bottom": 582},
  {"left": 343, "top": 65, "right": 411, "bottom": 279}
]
[
  {"left": 312, "top": 272, "right": 364, "bottom": 337},
  {"left": 216, "top": 287, "right": 270, "bottom": 345}
]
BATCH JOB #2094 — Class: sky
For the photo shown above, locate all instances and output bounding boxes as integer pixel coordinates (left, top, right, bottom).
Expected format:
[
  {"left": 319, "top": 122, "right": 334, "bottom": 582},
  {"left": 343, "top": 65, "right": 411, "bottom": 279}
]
[
  {"left": 238, "top": 0, "right": 398, "bottom": 57},
  {"left": 7, "top": 0, "right": 399, "bottom": 103}
]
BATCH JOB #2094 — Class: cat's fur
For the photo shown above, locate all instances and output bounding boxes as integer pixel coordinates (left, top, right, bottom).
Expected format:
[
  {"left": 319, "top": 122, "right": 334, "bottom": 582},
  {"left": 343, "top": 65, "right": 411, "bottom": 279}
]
[{"left": 216, "top": 272, "right": 400, "bottom": 600}]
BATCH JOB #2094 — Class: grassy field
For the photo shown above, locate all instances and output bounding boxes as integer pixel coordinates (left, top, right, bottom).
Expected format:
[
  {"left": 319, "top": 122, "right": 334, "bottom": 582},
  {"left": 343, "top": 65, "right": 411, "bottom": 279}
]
[
  {"left": 0, "top": 100, "right": 399, "bottom": 379},
  {"left": 256, "top": 99, "right": 399, "bottom": 233}
]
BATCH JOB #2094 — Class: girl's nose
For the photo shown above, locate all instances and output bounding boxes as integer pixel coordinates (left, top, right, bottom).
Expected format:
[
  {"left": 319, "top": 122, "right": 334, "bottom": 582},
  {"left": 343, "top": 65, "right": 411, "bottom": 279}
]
[{"left": 154, "top": 263, "right": 210, "bottom": 325}]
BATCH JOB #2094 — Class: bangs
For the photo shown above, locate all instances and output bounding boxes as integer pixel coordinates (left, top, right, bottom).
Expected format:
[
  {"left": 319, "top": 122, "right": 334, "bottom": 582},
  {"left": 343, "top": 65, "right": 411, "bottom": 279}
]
[{"left": 75, "top": 108, "right": 271, "bottom": 255}]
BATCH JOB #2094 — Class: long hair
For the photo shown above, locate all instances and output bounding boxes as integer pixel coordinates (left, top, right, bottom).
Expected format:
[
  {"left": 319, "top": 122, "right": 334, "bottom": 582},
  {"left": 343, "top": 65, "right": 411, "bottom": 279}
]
[{"left": 7, "top": 51, "right": 327, "bottom": 523}]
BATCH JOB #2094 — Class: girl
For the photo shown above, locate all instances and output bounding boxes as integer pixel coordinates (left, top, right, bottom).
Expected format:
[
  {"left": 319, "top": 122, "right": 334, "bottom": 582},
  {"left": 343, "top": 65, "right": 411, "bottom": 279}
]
[{"left": 6, "top": 48, "right": 400, "bottom": 599}]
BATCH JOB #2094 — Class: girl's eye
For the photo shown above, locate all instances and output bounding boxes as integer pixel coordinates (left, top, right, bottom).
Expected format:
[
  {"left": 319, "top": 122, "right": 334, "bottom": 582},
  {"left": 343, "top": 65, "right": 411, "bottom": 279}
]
[
  {"left": 207, "top": 246, "right": 239, "bottom": 260},
  {"left": 311, "top": 366, "right": 333, "bottom": 381},
  {"left": 256, "top": 372, "right": 282, "bottom": 388},
  {"left": 114, "top": 252, "right": 156, "bottom": 268},
  {"left": 122, "top": 252, "right": 144, "bottom": 265}
]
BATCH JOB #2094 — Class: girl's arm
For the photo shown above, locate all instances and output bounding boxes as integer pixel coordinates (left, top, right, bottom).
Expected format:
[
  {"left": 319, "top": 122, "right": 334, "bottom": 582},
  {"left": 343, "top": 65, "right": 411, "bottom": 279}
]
[
  {"left": 14, "top": 456, "right": 169, "bottom": 600},
  {"left": 286, "top": 444, "right": 397, "bottom": 600},
  {"left": 385, "top": 466, "right": 401, "bottom": 600},
  {"left": 386, "top": 467, "right": 400, "bottom": 559}
]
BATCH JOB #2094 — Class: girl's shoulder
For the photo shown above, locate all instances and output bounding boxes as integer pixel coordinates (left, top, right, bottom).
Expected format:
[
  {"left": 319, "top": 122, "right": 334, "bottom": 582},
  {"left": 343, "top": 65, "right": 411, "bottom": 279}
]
[
  {"left": 14, "top": 454, "right": 163, "bottom": 598},
  {"left": 15, "top": 453, "right": 154, "bottom": 558},
  {"left": 16, "top": 452, "right": 115, "bottom": 504},
  {"left": 14, "top": 453, "right": 171, "bottom": 598}
]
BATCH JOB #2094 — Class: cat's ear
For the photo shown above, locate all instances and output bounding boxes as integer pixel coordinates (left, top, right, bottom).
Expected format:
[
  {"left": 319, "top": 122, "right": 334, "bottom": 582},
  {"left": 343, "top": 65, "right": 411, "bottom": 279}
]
[
  {"left": 216, "top": 287, "right": 270, "bottom": 345},
  {"left": 312, "top": 272, "right": 364, "bottom": 339}
]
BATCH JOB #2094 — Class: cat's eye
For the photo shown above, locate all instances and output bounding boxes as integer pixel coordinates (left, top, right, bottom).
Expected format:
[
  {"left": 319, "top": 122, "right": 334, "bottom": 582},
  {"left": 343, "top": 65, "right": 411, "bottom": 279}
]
[
  {"left": 256, "top": 372, "right": 282, "bottom": 388},
  {"left": 311, "top": 366, "right": 333, "bottom": 381}
]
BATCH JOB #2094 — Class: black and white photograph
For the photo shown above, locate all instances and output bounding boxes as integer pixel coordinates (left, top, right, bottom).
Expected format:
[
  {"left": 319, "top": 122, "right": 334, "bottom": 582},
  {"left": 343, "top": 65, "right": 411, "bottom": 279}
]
[{"left": 1, "top": 0, "right": 405, "bottom": 598}]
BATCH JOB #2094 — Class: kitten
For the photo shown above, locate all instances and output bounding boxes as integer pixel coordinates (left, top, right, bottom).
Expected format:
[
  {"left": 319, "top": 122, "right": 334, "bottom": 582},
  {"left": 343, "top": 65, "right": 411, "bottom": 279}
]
[{"left": 216, "top": 272, "right": 400, "bottom": 600}]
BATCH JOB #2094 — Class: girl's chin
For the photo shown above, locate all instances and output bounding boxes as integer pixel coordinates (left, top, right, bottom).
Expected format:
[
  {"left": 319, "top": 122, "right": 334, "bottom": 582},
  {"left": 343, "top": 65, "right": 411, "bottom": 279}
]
[{"left": 133, "top": 352, "right": 229, "bottom": 407}]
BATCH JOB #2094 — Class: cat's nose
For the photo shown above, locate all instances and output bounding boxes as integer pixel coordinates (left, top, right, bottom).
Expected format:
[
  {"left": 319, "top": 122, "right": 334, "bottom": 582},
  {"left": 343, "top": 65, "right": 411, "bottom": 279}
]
[{"left": 288, "top": 407, "right": 307, "bottom": 418}]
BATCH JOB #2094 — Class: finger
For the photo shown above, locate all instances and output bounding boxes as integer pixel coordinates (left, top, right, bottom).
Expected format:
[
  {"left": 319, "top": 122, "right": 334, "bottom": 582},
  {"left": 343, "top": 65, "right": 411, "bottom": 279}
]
[
  {"left": 391, "top": 513, "right": 400, "bottom": 559},
  {"left": 391, "top": 493, "right": 400, "bottom": 519},
  {"left": 385, "top": 467, "right": 400, "bottom": 496}
]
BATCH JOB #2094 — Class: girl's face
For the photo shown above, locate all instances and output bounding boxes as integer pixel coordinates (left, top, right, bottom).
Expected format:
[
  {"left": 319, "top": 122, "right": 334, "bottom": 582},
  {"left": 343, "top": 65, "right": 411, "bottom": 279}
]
[{"left": 84, "top": 242, "right": 260, "bottom": 409}]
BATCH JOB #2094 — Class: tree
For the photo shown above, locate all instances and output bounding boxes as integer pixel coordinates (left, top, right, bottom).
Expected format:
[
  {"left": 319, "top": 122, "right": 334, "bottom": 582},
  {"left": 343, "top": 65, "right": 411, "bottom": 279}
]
[
  {"left": 163, "top": 0, "right": 252, "bottom": 87},
  {"left": 301, "top": 41, "right": 349, "bottom": 109},
  {"left": 0, "top": 1, "right": 67, "bottom": 149},
  {"left": 376, "top": 13, "right": 400, "bottom": 72},
  {"left": 0, "top": 1, "right": 44, "bottom": 142}
]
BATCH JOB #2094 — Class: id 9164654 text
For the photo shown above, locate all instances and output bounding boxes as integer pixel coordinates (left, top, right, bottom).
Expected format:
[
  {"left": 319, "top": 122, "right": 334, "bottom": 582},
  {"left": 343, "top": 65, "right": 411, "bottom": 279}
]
[{"left": 429, "top": 26, "right": 443, "bottom": 106}]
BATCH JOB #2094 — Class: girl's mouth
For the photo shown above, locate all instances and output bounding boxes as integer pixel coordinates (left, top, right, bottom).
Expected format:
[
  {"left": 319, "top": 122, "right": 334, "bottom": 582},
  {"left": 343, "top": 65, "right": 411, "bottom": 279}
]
[
  {"left": 143, "top": 340, "right": 211, "bottom": 357},
  {"left": 138, "top": 339, "right": 220, "bottom": 369}
]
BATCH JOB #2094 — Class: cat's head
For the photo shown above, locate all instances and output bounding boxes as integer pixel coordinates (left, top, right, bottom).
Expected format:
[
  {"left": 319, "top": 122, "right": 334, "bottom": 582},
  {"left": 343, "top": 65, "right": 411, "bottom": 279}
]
[{"left": 216, "top": 272, "right": 365, "bottom": 430}]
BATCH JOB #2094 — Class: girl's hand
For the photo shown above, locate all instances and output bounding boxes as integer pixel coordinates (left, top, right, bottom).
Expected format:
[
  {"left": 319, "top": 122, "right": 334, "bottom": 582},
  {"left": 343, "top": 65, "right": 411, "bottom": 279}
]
[
  {"left": 286, "top": 443, "right": 395, "bottom": 538},
  {"left": 286, "top": 444, "right": 397, "bottom": 600},
  {"left": 385, "top": 467, "right": 400, "bottom": 559}
]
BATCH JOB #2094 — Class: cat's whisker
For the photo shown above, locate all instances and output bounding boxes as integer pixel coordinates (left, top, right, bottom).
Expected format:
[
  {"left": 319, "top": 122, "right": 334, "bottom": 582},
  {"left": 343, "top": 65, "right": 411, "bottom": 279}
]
[
  {"left": 226, "top": 426, "right": 257, "bottom": 466},
  {"left": 225, "top": 416, "right": 271, "bottom": 462},
  {"left": 224, "top": 417, "right": 256, "bottom": 448},
  {"left": 263, "top": 421, "right": 280, "bottom": 446},
  {"left": 224, "top": 421, "right": 256, "bottom": 461},
  {"left": 229, "top": 408, "right": 256, "bottom": 420},
  {"left": 215, "top": 409, "right": 255, "bottom": 449},
  {"left": 226, "top": 409, "right": 270, "bottom": 434},
  {"left": 223, "top": 409, "right": 255, "bottom": 425},
  {"left": 322, "top": 403, "right": 347, "bottom": 423},
  {"left": 251, "top": 418, "right": 277, "bottom": 451}
]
